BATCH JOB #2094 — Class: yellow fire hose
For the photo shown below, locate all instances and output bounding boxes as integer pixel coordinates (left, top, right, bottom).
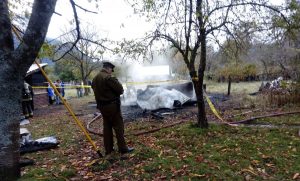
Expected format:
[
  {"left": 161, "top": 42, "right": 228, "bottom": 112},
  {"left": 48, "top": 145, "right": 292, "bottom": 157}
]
[
  {"left": 12, "top": 26, "right": 103, "bottom": 157},
  {"left": 35, "top": 63, "right": 102, "bottom": 157}
]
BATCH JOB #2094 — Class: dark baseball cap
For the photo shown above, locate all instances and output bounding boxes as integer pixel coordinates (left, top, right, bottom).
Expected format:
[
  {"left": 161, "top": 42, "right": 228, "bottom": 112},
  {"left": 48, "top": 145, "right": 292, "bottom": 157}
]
[{"left": 102, "top": 61, "right": 115, "bottom": 70}]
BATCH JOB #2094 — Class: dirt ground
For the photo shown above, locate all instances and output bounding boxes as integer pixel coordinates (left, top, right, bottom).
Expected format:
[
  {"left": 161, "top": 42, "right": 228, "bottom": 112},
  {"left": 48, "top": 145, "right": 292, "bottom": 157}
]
[
  {"left": 33, "top": 92, "right": 300, "bottom": 135},
  {"left": 34, "top": 96, "right": 200, "bottom": 134}
]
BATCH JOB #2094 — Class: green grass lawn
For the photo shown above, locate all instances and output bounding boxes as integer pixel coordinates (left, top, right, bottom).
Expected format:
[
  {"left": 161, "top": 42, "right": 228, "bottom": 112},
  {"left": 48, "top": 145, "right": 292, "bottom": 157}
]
[
  {"left": 118, "top": 123, "right": 300, "bottom": 180},
  {"left": 206, "top": 81, "right": 261, "bottom": 95},
  {"left": 252, "top": 114, "right": 300, "bottom": 126},
  {"left": 19, "top": 81, "right": 300, "bottom": 180},
  {"left": 64, "top": 81, "right": 262, "bottom": 97}
]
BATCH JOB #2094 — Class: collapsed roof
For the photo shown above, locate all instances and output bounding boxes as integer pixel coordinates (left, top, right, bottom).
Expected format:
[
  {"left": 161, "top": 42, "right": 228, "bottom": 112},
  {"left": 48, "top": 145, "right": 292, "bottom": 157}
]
[{"left": 26, "top": 63, "right": 48, "bottom": 76}]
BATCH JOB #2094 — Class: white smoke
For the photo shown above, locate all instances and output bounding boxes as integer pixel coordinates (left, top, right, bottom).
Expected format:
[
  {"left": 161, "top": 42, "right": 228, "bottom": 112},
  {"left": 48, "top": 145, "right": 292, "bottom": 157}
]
[{"left": 119, "top": 50, "right": 175, "bottom": 106}]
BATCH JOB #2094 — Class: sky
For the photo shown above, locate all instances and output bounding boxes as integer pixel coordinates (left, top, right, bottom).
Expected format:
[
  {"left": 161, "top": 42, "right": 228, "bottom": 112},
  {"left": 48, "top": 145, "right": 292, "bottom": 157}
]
[{"left": 47, "top": 0, "right": 153, "bottom": 41}]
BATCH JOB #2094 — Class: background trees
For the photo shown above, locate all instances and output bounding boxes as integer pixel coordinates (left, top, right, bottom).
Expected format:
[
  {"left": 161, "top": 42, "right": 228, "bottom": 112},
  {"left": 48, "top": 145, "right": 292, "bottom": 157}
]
[
  {"left": 53, "top": 26, "right": 107, "bottom": 94},
  {"left": 276, "top": 0, "right": 300, "bottom": 81},
  {"left": 128, "top": 0, "right": 288, "bottom": 128}
]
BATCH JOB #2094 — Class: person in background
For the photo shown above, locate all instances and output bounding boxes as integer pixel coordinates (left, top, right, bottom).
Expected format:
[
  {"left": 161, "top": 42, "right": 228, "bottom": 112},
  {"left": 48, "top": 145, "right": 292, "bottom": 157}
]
[
  {"left": 22, "top": 81, "right": 33, "bottom": 118},
  {"left": 55, "top": 79, "right": 62, "bottom": 105},
  {"left": 76, "top": 81, "right": 82, "bottom": 98},
  {"left": 80, "top": 81, "right": 84, "bottom": 96},
  {"left": 28, "top": 83, "right": 34, "bottom": 110},
  {"left": 92, "top": 61, "right": 134, "bottom": 155},
  {"left": 47, "top": 83, "right": 54, "bottom": 105},
  {"left": 61, "top": 81, "right": 65, "bottom": 98}
]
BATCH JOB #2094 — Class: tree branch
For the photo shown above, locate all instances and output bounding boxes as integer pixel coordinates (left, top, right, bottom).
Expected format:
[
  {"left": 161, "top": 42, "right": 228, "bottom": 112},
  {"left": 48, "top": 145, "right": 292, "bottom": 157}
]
[
  {"left": 206, "top": 3, "right": 231, "bottom": 35},
  {"left": 163, "top": 0, "right": 172, "bottom": 24},
  {"left": 54, "top": 0, "right": 81, "bottom": 61},
  {"left": 207, "top": 1, "right": 289, "bottom": 27},
  {"left": 14, "top": 0, "right": 57, "bottom": 73},
  {"left": 184, "top": 0, "right": 193, "bottom": 62},
  {"left": 0, "top": 0, "right": 14, "bottom": 53},
  {"left": 80, "top": 38, "right": 114, "bottom": 52},
  {"left": 74, "top": 2, "right": 97, "bottom": 14}
]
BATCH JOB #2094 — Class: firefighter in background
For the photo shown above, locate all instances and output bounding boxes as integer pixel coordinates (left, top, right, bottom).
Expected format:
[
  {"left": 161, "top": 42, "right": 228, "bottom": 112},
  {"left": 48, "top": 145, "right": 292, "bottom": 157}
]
[
  {"left": 76, "top": 81, "right": 83, "bottom": 98},
  {"left": 22, "top": 81, "right": 33, "bottom": 118},
  {"left": 55, "top": 79, "right": 62, "bottom": 105},
  {"left": 47, "top": 82, "right": 55, "bottom": 105},
  {"left": 29, "top": 83, "right": 34, "bottom": 110},
  {"left": 92, "top": 61, "right": 134, "bottom": 155},
  {"left": 61, "top": 81, "right": 65, "bottom": 98}
]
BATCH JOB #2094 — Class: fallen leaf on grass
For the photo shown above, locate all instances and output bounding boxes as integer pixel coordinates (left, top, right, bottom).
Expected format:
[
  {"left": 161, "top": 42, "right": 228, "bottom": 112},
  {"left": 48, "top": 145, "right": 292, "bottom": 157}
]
[
  {"left": 265, "top": 163, "right": 275, "bottom": 168},
  {"left": 251, "top": 160, "right": 260, "bottom": 165},
  {"left": 52, "top": 173, "right": 68, "bottom": 181},
  {"left": 293, "top": 173, "right": 299, "bottom": 180},
  {"left": 157, "top": 175, "right": 167, "bottom": 180},
  {"left": 85, "top": 159, "right": 100, "bottom": 167},
  {"left": 86, "top": 172, "right": 95, "bottom": 177},
  {"left": 228, "top": 159, "right": 237, "bottom": 165},
  {"left": 99, "top": 176, "right": 112, "bottom": 180},
  {"left": 245, "top": 175, "right": 251, "bottom": 181},
  {"left": 189, "top": 173, "right": 206, "bottom": 178},
  {"left": 172, "top": 169, "right": 184, "bottom": 177},
  {"left": 261, "top": 154, "right": 270, "bottom": 159},
  {"left": 195, "top": 155, "right": 204, "bottom": 162},
  {"left": 241, "top": 168, "right": 258, "bottom": 176},
  {"left": 158, "top": 150, "right": 163, "bottom": 158},
  {"left": 60, "top": 164, "right": 66, "bottom": 172}
]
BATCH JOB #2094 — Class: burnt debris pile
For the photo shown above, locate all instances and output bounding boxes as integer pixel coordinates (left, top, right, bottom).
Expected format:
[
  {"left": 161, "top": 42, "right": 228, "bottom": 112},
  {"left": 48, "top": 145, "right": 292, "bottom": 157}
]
[{"left": 120, "top": 82, "right": 228, "bottom": 121}]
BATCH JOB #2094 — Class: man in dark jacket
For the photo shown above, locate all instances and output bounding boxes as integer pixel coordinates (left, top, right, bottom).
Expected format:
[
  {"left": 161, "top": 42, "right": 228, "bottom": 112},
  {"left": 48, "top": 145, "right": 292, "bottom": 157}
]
[{"left": 92, "top": 61, "right": 134, "bottom": 155}]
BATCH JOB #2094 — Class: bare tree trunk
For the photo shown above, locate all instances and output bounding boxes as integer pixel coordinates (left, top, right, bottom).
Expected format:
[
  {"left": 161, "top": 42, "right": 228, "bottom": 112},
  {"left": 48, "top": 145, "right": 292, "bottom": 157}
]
[
  {"left": 261, "top": 60, "right": 269, "bottom": 80},
  {"left": 0, "top": 66, "right": 22, "bottom": 180},
  {"left": 196, "top": 28, "right": 208, "bottom": 128},
  {"left": 193, "top": 79, "right": 208, "bottom": 128},
  {"left": 228, "top": 75, "right": 232, "bottom": 96},
  {"left": 83, "top": 79, "right": 90, "bottom": 96},
  {"left": 79, "top": 62, "right": 88, "bottom": 96}
]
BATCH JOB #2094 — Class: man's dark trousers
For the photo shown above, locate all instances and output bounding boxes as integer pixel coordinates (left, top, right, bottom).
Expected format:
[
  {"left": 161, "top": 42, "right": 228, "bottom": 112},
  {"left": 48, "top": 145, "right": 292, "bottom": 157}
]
[{"left": 99, "top": 102, "right": 127, "bottom": 154}]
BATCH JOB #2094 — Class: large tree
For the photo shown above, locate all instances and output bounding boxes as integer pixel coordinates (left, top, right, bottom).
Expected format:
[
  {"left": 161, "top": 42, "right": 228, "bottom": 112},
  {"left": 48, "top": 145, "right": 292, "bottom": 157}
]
[
  {"left": 274, "top": 0, "right": 300, "bottom": 80},
  {"left": 128, "top": 0, "right": 288, "bottom": 128},
  {"left": 0, "top": 0, "right": 57, "bottom": 180},
  {"left": 0, "top": 0, "right": 102, "bottom": 179}
]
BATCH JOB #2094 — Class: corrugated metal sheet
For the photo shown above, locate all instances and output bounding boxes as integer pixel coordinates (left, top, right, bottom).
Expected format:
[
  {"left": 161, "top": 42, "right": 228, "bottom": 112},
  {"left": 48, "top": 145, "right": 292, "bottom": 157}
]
[{"left": 26, "top": 63, "right": 48, "bottom": 76}]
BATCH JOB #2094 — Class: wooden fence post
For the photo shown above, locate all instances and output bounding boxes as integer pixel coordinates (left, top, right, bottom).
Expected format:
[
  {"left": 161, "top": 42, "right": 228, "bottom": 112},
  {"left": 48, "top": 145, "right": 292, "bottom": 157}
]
[{"left": 227, "top": 76, "right": 231, "bottom": 96}]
